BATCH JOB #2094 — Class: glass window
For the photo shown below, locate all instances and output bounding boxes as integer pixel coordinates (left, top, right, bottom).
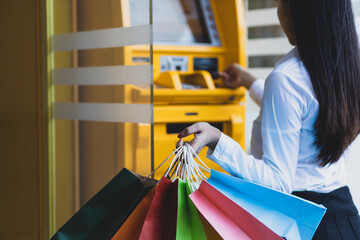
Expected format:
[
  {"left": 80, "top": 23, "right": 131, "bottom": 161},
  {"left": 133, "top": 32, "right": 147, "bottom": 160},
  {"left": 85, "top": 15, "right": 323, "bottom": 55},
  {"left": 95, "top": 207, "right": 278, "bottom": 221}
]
[
  {"left": 248, "top": 25, "right": 285, "bottom": 39},
  {"left": 49, "top": 0, "right": 152, "bottom": 234},
  {"left": 249, "top": 55, "right": 284, "bottom": 68},
  {"left": 248, "top": 0, "right": 277, "bottom": 10}
]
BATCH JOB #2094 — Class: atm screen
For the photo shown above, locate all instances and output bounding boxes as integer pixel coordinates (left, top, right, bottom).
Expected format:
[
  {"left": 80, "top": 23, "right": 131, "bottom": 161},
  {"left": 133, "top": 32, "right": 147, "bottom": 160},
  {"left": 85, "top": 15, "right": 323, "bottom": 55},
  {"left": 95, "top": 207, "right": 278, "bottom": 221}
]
[{"left": 130, "top": 0, "right": 221, "bottom": 45}]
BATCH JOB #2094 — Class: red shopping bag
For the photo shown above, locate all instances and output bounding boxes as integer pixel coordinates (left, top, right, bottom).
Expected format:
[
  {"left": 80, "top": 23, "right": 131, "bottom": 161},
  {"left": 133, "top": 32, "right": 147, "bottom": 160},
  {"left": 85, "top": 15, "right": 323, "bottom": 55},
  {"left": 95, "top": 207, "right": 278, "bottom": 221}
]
[{"left": 139, "top": 177, "right": 178, "bottom": 240}]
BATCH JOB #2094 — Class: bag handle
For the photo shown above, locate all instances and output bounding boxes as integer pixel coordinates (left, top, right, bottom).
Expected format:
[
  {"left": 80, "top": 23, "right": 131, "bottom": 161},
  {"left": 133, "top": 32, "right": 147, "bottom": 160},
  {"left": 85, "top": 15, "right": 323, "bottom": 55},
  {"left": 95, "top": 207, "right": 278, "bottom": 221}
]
[{"left": 146, "top": 144, "right": 210, "bottom": 191}]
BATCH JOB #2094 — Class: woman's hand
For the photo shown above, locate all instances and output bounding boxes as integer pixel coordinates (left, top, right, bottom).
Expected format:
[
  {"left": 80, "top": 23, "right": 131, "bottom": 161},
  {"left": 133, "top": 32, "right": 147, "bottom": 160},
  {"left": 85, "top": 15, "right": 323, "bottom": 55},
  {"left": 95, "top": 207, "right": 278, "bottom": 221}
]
[
  {"left": 176, "top": 122, "right": 221, "bottom": 154},
  {"left": 219, "top": 63, "right": 257, "bottom": 89}
]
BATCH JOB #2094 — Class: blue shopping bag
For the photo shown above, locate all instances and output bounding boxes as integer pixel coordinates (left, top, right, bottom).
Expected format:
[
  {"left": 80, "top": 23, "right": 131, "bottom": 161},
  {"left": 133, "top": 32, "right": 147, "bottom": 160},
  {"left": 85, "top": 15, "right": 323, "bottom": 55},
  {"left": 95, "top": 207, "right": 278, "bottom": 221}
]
[{"left": 207, "top": 170, "right": 326, "bottom": 240}]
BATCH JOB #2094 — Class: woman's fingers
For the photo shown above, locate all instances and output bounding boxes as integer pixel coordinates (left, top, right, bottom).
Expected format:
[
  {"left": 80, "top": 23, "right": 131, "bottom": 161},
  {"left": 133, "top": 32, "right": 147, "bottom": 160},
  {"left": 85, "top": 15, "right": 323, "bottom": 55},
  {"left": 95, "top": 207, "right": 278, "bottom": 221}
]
[
  {"left": 219, "top": 72, "right": 236, "bottom": 88},
  {"left": 218, "top": 72, "right": 229, "bottom": 82},
  {"left": 176, "top": 138, "right": 184, "bottom": 148},
  {"left": 177, "top": 123, "right": 207, "bottom": 153},
  {"left": 176, "top": 137, "right": 203, "bottom": 155},
  {"left": 188, "top": 136, "right": 206, "bottom": 154},
  {"left": 177, "top": 123, "right": 202, "bottom": 138},
  {"left": 176, "top": 122, "right": 220, "bottom": 154}
]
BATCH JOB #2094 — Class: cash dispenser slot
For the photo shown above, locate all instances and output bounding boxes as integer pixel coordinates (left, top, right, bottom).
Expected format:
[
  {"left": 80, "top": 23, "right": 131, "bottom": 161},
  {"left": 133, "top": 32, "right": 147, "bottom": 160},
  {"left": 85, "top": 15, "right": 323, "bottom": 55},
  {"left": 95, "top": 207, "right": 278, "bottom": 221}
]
[{"left": 166, "top": 122, "right": 223, "bottom": 134}]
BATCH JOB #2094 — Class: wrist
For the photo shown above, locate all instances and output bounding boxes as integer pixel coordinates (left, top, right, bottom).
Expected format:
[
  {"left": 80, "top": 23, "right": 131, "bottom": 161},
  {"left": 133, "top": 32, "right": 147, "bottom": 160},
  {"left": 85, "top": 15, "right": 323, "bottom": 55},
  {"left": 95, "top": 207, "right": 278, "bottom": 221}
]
[
  {"left": 244, "top": 75, "right": 257, "bottom": 89},
  {"left": 207, "top": 129, "right": 221, "bottom": 152}
]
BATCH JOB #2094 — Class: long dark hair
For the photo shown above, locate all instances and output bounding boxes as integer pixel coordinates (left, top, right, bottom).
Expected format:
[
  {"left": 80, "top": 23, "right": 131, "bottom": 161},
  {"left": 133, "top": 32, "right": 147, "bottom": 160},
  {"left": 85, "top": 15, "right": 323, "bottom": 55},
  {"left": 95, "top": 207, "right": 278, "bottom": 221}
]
[{"left": 286, "top": 0, "right": 360, "bottom": 166}]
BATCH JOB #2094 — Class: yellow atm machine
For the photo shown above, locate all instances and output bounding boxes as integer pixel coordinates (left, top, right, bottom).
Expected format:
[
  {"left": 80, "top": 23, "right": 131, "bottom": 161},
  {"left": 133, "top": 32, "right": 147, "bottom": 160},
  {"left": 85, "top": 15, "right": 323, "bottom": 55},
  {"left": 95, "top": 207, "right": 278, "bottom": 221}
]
[{"left": 128, "top": 0, "right": 247, "bottom": 179}]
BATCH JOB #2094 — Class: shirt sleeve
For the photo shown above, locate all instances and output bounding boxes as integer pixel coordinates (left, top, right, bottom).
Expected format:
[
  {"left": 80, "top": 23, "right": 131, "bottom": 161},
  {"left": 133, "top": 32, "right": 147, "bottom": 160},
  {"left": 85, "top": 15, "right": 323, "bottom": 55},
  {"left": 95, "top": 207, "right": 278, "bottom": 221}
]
[
  {"left": 207, "top": 72, "right": 303, "bottom": 193},
  {"left": 249, "top": 78, "right": 265, "bottom": 106}
]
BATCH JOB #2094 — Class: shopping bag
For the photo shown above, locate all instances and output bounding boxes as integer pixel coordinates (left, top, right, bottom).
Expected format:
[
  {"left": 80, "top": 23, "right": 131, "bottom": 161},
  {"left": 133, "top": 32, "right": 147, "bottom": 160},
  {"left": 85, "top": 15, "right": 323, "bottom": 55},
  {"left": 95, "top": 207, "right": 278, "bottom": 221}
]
[
  {"left": 111, "top": 184, "right": 159, "bottom": 240},
  {"left": 51, "top": 168, "right": 157, "bottom": 240},
  {"left": 176, "top": 179, "right": 206, "bottom": 240},
  {"left": 139, "top": 177, "right": 178, "bottom": 240},
  {"left": 207, "top": 170, "right": 327, "bottom": 240},
  {"left": 198, "top": 212, "right": 223, "bottom": 240},
  {"left": 190, "top": 180, "right": 283, "bottom": 240}
]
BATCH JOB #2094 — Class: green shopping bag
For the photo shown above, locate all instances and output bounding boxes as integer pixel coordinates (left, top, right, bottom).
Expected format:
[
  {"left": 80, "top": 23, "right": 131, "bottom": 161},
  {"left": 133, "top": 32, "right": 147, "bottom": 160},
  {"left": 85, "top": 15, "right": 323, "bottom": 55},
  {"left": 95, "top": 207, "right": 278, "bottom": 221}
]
[
  {"left": 176, "top": 179, "right": 206, "bottom": 240},
  {"left": 51, "top": 168, "right": 157, "bottom": 240}
]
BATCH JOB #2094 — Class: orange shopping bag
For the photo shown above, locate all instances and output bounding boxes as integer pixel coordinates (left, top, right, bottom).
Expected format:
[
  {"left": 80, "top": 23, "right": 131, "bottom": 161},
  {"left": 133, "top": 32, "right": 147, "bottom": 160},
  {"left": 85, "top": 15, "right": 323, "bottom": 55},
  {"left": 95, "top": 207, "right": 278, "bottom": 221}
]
[{"left": 111, "top": 185, "right": 159, "bottom": 240}]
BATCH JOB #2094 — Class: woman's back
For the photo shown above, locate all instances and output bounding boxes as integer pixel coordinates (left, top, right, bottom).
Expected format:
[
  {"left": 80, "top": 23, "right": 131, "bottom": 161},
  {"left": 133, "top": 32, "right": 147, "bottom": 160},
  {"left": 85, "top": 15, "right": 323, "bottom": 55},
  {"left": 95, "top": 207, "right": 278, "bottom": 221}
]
[{"left": 250, "top": 48, "right": 347, "bottom": 193}]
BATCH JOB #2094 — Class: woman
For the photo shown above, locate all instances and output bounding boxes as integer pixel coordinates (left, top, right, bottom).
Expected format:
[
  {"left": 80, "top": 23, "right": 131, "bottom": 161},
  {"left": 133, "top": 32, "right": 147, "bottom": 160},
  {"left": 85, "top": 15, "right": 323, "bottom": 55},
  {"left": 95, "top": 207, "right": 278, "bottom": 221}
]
[{"left": 177, "top": 0, "right": 360, "bottom": 238}]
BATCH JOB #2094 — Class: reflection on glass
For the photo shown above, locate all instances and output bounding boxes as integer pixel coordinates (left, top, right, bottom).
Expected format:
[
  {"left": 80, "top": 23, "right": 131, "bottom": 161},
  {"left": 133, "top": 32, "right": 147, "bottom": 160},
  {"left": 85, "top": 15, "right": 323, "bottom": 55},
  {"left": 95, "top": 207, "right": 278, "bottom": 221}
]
[
  {"left": 248, "top": 25, "right": 285, "bottom": 39},
  {"left": 153, "top": 0, "right": 210, "bottom": 43},
  {"left": 131, "top": 0, "right": 220, "bottom": 45},
  {"left": 249, "top": 55, "right": 284, "bottom": 68}
]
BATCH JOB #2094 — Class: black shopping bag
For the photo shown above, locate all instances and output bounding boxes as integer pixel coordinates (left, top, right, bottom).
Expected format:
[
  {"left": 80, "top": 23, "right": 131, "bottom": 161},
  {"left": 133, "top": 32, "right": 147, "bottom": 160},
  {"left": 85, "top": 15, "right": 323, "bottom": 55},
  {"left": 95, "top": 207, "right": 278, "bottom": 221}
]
[{"left": 51, "top": 168, "right": 157, "bottom": 240}]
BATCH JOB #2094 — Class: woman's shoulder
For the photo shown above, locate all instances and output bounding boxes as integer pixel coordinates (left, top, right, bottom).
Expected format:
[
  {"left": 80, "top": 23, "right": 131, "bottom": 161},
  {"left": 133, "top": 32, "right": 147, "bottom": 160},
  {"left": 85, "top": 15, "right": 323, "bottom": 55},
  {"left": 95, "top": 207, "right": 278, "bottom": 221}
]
[
  {"left": 267, "top": 48, "right": 314, "bottom": 97},
  {"left": 263, "top": 49, "right": 318, "bottom": 118},
  {"left": 273, "top": 48, "right": 304, "bottom": 78}
]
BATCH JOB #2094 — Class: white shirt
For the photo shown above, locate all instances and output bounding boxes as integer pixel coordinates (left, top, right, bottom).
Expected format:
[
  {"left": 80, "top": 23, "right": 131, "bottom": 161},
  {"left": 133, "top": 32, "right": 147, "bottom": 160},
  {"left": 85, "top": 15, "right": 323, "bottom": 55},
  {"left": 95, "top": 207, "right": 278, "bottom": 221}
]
[{"left": 207, "top": 48, "right": 347, "bottom": 193}]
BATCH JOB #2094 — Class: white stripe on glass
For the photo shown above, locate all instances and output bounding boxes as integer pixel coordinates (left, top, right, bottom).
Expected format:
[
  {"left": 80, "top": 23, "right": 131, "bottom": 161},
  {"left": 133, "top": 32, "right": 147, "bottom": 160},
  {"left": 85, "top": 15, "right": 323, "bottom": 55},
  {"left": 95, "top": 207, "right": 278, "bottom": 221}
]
[
  {"left": 54, "top": 103, "right": 151, "bottom": 124},
  {"left": 53, "top": 65, "right": 151, "bottom": 85},
  {"left": 53, "top": 25, "right": 151, "bottom": 51}
]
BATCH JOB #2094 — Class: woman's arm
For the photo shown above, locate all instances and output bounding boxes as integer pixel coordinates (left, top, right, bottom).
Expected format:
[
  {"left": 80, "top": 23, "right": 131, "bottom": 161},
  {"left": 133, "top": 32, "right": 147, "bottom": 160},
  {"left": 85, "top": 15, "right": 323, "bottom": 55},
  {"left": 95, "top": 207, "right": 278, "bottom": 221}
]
[
  {"left": 178, "top": 72, "right": 303, "bottom": 193},
  {"left": 248, "top": 78, "right": 265, "bottom": 106}
]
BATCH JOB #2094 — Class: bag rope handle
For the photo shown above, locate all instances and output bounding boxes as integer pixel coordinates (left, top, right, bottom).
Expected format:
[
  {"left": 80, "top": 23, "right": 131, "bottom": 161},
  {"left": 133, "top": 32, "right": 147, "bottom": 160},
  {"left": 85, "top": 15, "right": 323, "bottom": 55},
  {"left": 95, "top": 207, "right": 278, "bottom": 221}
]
[{"left": 146, "top": 143, "right": 210, "bottom": 191}]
